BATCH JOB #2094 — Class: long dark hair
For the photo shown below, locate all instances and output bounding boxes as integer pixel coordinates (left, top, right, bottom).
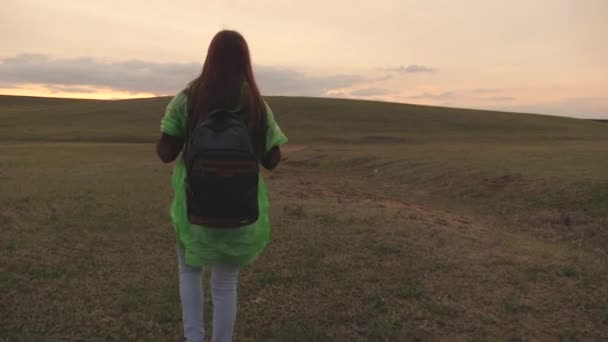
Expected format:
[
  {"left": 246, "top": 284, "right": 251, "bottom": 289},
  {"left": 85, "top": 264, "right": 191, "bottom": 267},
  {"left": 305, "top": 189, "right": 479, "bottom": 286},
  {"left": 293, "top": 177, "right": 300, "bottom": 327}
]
[{"left": 185, "top": 30, "right": 267, "bottom": 157}]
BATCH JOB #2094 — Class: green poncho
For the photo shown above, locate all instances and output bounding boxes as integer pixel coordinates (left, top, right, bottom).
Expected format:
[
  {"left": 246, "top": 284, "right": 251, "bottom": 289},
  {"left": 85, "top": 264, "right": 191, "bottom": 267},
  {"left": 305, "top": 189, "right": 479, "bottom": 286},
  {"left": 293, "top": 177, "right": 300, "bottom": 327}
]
[{"left": 160, "top": 92, "right": 288, "bottom": 267}]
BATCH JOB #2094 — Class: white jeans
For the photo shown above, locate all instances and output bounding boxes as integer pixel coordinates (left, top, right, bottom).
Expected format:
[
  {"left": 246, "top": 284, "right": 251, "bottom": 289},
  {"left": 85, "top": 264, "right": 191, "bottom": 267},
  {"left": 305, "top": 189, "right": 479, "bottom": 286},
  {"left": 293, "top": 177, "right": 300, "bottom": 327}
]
[{"left": 177, "top": 245, "right": 240, "bottom": 342}]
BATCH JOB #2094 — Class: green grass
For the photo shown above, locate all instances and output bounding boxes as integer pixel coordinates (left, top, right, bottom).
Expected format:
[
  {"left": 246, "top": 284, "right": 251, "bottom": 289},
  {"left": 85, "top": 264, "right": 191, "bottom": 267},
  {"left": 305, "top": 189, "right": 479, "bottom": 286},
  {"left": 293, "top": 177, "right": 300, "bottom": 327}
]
[
  {"left": 1, "top": 95, "right": 607, "bottom": 340},
  {"left": 394, "top": 280, "right": 425, "bottom": 300},
  {"left": 503, "top": 294, "right": 527, "bottom": 314}
]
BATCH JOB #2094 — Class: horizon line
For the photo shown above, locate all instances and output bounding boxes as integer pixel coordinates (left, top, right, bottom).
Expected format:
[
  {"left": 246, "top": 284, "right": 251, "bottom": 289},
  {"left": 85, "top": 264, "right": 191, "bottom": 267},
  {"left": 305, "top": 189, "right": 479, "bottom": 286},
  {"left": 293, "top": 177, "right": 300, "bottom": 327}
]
[{"left": 0, "top": 93, "right": 605, "bottom": 121}]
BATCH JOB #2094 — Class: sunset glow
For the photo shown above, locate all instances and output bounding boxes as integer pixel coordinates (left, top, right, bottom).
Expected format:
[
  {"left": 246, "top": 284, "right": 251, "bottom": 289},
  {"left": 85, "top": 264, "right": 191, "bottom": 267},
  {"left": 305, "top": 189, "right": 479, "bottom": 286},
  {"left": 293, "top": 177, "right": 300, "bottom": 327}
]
[{"left": 2, "top": 0, "right": 606, "bottom": 117}]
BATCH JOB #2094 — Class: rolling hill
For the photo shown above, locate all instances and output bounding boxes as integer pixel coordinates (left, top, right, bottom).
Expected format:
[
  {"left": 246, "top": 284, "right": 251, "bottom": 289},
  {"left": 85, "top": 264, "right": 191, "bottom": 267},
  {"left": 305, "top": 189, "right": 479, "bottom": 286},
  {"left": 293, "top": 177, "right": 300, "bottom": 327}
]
[
  {"left": 1, "top": 94, "right": 607, "bottom": 340},
  {"left": 1, "top": 94, "right": 606, "bottom": 143}
]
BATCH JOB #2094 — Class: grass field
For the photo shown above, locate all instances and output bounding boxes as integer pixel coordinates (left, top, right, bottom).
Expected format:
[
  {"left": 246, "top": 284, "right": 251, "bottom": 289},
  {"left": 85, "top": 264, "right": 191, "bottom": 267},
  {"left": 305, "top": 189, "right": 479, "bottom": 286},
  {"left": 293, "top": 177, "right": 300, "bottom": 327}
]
[{"left": 1, "top": 95, "right": 607, "bottom": 340}]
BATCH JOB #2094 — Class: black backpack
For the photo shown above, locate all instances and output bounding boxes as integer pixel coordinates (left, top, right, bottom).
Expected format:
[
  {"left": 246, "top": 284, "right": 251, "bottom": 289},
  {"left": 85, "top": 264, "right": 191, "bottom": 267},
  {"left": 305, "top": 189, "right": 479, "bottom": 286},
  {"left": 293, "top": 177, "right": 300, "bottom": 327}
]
[{"left": 184, "top": 108, "right": 259, "bottom": 228}]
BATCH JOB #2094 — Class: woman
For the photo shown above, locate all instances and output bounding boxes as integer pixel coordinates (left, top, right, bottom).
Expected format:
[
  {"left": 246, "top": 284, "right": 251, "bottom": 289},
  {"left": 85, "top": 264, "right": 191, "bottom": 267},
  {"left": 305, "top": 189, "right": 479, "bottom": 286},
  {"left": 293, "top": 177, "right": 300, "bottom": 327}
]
[{"left": 156, "top": 30, "right": 288, "bottom": 342}]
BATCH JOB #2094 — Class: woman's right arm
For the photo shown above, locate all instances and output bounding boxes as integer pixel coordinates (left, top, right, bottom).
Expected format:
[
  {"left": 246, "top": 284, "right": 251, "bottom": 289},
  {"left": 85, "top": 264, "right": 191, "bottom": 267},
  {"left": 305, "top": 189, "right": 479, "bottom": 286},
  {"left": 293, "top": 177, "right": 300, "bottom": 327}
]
[
  {"left": 156, "top": 133, "right": 184, "bottom": 163},
  {"left": 261, "top": 146, "right": 282, "bottom": 170}
]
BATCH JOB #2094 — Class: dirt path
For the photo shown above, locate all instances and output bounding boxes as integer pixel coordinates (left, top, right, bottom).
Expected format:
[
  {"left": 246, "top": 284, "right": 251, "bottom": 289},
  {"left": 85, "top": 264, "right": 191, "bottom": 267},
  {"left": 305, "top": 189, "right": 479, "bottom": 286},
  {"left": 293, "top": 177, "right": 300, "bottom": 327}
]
[
  {"left": 281, "top": 144, "right": 308, "bottom": 154},
  {"left": 278, "top": 144, "right": 481, "bottom": 235},
  {"left": 262, "top": 159, "right": 608, "bottom": 340}
]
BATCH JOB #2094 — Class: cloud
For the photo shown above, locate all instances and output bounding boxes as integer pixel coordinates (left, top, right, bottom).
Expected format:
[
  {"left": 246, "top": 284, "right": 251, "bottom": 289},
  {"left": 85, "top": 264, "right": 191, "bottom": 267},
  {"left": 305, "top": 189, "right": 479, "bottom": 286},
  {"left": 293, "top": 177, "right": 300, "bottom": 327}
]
[
  {"left": 349, "top": 87, "right": 392, "bottom": 97},
  {"left": 403, "top": 92, "right": 515, "bottom": 103},
  {"left": 403, "top": 91, "right": 456, "bottom": 100},
  {"left": 567, "top": 97, "right": 608, "bottom": 102},
  {"left": 254, "top": 65, "right": 366, "bottom": 96},
  {"left": 385, "top": 65, "right": 436, "bottom": 74},
  {"left": 0, "top": 54, "right": 367, "bottom": 96},
  {"left": 45, "top": 84, "right": 99, "bottom": 94},
  {"left": 372, "top": 74, "right": 393, "bottom": 81},
  {"left": 0, "top": 54, "right": 200, "bottom": 95},
  {"left": 472, "top": 88, "right": 501, "bottom": 93},
  {"left": 481, "top": 96, "right": 516, "bottom": 101}
]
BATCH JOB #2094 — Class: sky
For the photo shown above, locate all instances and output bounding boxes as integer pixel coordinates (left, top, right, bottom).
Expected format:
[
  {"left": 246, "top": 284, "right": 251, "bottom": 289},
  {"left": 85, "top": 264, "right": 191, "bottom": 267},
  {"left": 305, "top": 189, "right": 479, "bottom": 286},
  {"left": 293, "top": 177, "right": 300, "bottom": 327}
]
[{"left": 1, "top": 0, "right": 607, "bottom": 118}]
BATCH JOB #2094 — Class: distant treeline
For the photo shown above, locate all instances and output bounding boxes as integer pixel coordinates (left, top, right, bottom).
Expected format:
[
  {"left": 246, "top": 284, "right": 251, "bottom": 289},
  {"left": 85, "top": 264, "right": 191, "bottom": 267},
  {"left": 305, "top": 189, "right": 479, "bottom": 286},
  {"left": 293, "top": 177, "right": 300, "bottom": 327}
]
[{"left": 590, "top": 119, "right": 608, "bottom": 123}]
